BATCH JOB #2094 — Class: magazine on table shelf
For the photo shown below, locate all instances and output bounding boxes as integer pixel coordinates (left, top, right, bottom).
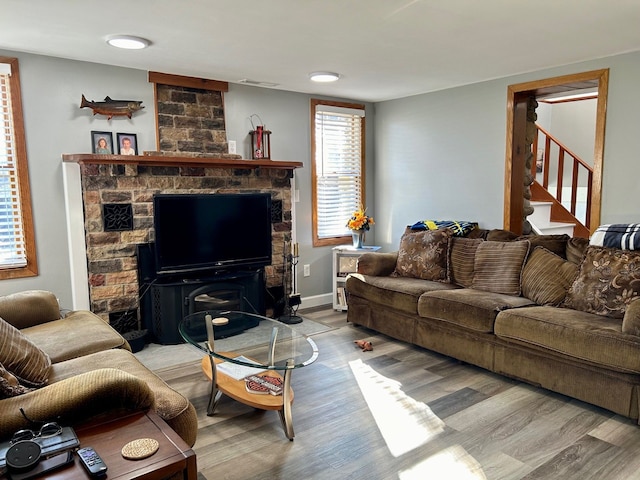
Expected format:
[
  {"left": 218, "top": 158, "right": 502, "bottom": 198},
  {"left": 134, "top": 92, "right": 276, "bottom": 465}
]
[
  {"left": 244, "top": 374, "right": 284, "bottom": 396},
  {"left": 216, "top": 355, "right": 264, "bottom": 380}
]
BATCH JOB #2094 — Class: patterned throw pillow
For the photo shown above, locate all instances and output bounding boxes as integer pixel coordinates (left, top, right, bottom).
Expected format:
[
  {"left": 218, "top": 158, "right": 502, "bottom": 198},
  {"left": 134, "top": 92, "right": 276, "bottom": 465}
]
[
  {"left": 449, "top": 237, "right": 483, "bottom": 287},
  {"left": 393, "top": 228, "right": 452, "bottom": 281},
  {"left": 522, "top": 247, "right": 579, "bottom": 306},
  {"left": 0, "top": 362, "right": 35, "bottom": 398},
  {"left": 0, "top": 317, "right": 51, "bottom": 386},
  {"left": 472, "top": 240, "right": 530, "bottom": 296},
  {"left": 564, "top": 246, "right": 640, "bottom": 319}
]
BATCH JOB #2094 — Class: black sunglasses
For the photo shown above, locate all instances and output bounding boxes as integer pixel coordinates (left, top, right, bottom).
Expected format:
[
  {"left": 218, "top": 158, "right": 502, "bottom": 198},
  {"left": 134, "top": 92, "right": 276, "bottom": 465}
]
[{"left": 10, "top": 422, "right": 62, "bottom": 444}]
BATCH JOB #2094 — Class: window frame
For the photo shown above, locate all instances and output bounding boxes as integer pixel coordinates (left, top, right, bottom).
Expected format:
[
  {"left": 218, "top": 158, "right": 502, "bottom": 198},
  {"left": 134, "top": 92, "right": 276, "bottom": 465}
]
[
  {"left": 0, "top": 57, "right": 37, "bottom": 279},
  {"left": 310, "top": 98, "right": 366, "bottom": 247}
]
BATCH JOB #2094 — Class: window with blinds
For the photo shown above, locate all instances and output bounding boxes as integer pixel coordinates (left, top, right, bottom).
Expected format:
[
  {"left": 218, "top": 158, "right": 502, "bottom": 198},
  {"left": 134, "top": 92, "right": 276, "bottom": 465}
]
[
  {"left": 0, "top": 57, "right": 37, "bottom": 278},
  {"left": 311, "top": 99, "right": 365, "bottom": 246}
]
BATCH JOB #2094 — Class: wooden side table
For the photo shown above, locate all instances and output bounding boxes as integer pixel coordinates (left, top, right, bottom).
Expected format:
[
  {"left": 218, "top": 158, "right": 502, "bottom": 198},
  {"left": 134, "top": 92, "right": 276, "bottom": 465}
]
[{"left": 41, "top": 411, "right": 196, "bottom": 479}]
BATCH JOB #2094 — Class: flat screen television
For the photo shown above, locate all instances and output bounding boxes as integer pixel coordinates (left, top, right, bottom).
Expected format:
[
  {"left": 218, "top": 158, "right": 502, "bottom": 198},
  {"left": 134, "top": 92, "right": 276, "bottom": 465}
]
[{"left": 153, "top": 193, "right": 272, "bottom": 275}]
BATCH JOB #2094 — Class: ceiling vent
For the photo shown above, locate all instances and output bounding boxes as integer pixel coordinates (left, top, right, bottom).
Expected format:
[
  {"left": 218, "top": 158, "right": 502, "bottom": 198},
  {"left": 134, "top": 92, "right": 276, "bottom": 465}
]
[{"left": 238, "top": 79, "right": 279, "bottom": 87}]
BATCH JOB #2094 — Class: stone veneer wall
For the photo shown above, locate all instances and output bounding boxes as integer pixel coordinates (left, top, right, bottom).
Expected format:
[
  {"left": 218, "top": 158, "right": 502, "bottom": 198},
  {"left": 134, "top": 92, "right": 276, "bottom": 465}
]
[
  {"left": 82, "top": 163, "right": 292, "bottom": 323},
  {"left": 155, "top": 83, "right": 239, "bottom": 158}
]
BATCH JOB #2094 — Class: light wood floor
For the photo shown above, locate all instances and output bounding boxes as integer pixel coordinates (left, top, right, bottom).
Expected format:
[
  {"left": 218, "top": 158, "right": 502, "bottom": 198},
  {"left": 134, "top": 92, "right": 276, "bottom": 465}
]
[{"left": 155, "top": 306, "right": 640, "bottom": 480}]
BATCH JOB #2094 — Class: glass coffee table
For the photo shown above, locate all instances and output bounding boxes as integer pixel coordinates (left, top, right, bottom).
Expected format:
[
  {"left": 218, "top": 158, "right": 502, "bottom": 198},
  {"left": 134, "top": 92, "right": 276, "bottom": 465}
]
[{"left": 179, "top": 310, "right": 319, "bottom": 440}]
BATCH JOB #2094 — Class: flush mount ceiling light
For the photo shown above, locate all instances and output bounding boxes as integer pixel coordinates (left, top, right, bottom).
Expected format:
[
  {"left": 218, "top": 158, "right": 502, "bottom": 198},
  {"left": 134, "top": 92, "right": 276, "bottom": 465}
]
[
  {"left": 106, "top": 35, "right": 150, "bottom": 50},
  {"left": 309, "top": 72, "right": 340, "bottom": 83}
]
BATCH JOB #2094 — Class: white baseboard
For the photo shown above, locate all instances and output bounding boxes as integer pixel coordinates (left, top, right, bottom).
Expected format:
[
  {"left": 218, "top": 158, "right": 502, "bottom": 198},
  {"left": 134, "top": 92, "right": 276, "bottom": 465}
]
[{"left": 300, "top": 293, "right": 332, "bottom": 309}]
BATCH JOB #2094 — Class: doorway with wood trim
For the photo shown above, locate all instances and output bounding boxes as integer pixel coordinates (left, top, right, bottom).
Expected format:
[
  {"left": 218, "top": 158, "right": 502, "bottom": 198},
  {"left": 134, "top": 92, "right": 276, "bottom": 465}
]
[{"left": 503, "top": 69, "right": 609, "bottom": 238}]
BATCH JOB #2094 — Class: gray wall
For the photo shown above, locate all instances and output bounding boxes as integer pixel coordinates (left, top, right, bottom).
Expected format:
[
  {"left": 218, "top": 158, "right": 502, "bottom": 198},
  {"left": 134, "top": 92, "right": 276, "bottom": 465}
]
[
  {"left": 0, "top": 49, "right": 374, "bottom": 307},
  {"left": 374, "top": 50, "right": 640, "bottom": 252}
]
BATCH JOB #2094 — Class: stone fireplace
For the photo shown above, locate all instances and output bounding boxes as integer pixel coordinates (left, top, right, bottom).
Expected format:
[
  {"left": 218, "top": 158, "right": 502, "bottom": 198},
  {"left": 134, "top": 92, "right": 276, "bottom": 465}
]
[{"left": 62, "top": 74, "right": 300, "bottom": 329}]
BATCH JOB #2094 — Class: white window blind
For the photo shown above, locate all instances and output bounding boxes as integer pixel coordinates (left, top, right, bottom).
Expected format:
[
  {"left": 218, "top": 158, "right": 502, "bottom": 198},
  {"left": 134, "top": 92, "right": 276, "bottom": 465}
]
[
  {"left": 0, "top": 70, "right": 27, "bottom": 268},
  {"left": 315, "top": 105, "right": 364, "bottom": 239}
]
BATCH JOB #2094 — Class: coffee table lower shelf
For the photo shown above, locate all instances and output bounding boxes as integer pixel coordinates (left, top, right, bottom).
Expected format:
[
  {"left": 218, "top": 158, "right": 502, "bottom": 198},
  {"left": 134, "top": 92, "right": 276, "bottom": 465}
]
[{"left": 200, "top": 355, "right": 296, "bottom": 440}]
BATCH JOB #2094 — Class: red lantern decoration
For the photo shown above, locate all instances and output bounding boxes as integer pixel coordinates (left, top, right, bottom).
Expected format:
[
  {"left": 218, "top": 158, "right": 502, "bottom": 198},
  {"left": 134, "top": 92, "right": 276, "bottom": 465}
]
[{"left": 249, "top": 114, "right": 272, "bottom": 159}]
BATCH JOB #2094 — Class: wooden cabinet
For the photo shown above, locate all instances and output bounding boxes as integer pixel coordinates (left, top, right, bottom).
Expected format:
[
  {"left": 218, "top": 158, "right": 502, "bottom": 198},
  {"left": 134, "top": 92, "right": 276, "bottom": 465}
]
[{"left": 332, "top": 246, "right": 381, "bottom": 311}]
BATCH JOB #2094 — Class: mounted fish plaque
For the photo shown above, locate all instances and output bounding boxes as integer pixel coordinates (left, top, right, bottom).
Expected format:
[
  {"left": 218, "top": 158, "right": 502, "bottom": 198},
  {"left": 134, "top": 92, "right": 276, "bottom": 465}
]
[{"left": 80, "top": 94, "right": 144, "bottom": 120}]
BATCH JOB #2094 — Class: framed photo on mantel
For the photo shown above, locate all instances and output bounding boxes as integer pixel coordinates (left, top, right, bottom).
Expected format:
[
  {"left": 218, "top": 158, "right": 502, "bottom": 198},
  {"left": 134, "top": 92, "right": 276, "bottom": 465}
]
[
  {"left": 91, "top": 131, "right": 113, "bottom": 154},
  {"left": 116, "top": 133, "right": 138, "bottom": 155}
]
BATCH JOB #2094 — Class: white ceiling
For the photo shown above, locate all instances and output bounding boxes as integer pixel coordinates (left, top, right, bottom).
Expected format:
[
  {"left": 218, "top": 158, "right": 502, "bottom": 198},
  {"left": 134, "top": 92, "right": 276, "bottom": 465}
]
[{"left": 2, "top": 0, "right": 640, "bottom": 102}]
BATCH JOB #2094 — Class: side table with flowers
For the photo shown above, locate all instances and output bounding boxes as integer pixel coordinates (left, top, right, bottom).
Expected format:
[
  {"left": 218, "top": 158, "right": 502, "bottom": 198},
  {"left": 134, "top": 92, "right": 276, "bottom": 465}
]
[{"left": 346, "top": 208, "right": 374, "bottom": 249}]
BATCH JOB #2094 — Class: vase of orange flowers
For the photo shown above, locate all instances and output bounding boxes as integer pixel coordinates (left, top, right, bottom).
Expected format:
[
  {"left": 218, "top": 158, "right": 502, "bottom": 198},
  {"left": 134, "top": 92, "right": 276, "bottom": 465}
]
[{"left": 346, "top": 208, "right": 374, "bottom": 249}]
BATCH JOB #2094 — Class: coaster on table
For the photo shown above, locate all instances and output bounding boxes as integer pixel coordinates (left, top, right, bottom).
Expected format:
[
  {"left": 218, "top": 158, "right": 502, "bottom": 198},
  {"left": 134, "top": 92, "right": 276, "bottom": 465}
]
[{"left": 121, "top": 438, "right": 159, "bottom": 460}]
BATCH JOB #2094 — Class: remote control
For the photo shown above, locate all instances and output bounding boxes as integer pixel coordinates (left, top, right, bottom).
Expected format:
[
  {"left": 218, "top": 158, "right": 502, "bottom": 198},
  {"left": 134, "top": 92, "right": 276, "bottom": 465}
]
[{"left": 77, "top": 447, "right": 107, "bottom": 477}]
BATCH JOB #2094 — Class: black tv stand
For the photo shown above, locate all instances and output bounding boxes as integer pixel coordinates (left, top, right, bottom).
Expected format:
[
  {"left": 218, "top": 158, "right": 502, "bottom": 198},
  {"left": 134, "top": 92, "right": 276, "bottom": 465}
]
[{"left": 137, "top": 244, "right": 265, "bottom": 344}]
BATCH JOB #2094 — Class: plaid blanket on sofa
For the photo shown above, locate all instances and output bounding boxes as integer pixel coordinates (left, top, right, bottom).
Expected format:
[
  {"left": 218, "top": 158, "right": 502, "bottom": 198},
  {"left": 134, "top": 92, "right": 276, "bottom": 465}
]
[
  {"left": 590, "top": 224, "right": 640, "bottom": 250},
  {"left": 410, "top": 220, "right": 478, "bottom": 237}
]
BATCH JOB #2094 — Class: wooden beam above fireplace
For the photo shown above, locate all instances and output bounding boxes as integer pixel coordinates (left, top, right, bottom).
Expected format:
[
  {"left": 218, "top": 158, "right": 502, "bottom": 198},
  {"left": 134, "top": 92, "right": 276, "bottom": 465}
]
[{"left": 62, "top": 154, "right": 302, "bottom": 170}]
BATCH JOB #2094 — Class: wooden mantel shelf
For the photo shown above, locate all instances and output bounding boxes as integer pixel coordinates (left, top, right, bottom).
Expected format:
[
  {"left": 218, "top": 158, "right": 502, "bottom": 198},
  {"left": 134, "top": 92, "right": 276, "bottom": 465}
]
[{"left": 62, "top": 153, "right": 303, "bottom": 170}]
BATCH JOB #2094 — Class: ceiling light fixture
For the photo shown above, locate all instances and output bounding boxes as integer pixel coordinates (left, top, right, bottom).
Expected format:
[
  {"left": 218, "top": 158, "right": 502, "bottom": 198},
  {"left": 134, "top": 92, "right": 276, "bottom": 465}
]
[
  {"left": 106, "top": 35, "right": 150, "bottom": 50},
  {"left": 309, "top": 72, "right": 340, "bottom": 83}
]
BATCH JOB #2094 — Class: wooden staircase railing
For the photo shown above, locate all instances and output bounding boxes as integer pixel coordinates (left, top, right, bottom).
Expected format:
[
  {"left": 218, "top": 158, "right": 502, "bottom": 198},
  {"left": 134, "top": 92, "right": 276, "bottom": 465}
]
[{"left": 531, "top": 124, "right": 593, "bottom": 238}]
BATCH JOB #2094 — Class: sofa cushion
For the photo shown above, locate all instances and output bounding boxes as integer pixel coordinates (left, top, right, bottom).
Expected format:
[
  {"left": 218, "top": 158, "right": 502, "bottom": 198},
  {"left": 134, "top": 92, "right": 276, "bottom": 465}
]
[
  {"left": 449, "top": 237, "right": 483, "bottom": 288},
  {"left": 393, "top": 228, "right": 452, "bottom": 281},
  {"left": 0, "top": 290, "right": 61, "bottom": 329},
  {"left": 0, "top": 362, "right": 35, "bottom": 398},
  {"left": 346, "top": 273, "right": 458, "bottom": 315},
  {"left": 50, "top": 348, "right": 197, "bottom": 447},
  {"left": 472, "top": 240, "right": 530, "bottom": 296},
  {"left": 516, "top": 234, "right": 569, "bottom": 258},
  {"left": 22, "top": 310, "right": 130, "bottom": 363},
  {"left": 495, "top": 306, "right": 640, "bottom": 374},
  {"left": 522, "top": 247, "right": 579, "bottom": 306},
  {"left": 356, "top": 251, "right": 398, "bottom": 277},
  {"left": 485, "top": 229, "right": 519, "bottom": 242},
  {"left": 0, "top": 317, "right": 51, "bottom": 386},
  {"left": 566, "top": 237, "right": 590, "bottom": 265},
  {"left": 418, "top": 288, "right": 534, "bottom": 333},
  {"left": 563, "top": 246, "right": 640, "bottom": 319},
  {"left": 622, "top": 299, "right": 640, "bottom": 335}
]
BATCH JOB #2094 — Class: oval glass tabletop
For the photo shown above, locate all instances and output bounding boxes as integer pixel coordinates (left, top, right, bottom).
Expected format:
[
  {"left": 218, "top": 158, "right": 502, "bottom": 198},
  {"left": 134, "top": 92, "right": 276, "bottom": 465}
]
[{"left": 179, "top": 310, "right": 319, "bottom": 371}]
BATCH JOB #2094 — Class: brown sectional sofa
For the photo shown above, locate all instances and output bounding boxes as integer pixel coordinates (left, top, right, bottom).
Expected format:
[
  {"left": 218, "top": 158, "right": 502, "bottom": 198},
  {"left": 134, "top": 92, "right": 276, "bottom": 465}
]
[
  {"left": 346, "top": 227, "right": 640, "bottom": 423},
  {"left": 0, "top": 290, "right": 197, "bottom": 446}
]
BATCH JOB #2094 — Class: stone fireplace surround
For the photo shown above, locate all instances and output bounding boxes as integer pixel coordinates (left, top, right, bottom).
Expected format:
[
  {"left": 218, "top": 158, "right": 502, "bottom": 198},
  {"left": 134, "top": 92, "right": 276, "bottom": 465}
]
[{"left": 62, "top": 154, "right": 301, "bottom": 327}]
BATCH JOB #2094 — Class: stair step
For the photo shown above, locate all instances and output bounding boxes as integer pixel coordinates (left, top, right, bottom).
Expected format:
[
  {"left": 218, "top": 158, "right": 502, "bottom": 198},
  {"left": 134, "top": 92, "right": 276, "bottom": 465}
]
[
  {"left": 529, "top": 201, "right": 554, "bottom": 227},
  {"left": 531, "top": 221, "right": 575, "bottom": 236}
]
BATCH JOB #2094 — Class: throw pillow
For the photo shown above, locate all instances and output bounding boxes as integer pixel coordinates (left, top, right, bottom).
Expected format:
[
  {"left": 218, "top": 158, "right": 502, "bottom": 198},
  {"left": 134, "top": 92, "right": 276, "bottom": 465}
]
[
  {"left": 0, "top": 317, "right": 51, "bottom": 386},
  {"left": 0, "top": 362, "right": 35, "bottom": 398},
  {"left": 393, "top": 228, "right": 452, "bottom": 281},
  {"left": 472, "top": 240, "right": 530, "bottom": 296},
  {"left": 522, "top": 247, "right": 579, "bottom": 306},
  {"left": 516, "top": 234, "right": 569, "bottom": 258},
  {"left": 449, "top": 237, "right": 483, "bottom": 288},
  {"left": 564, "top": 246, "right": 640, "bottom": 319},
  {"left": 566, "top": 237, "right": 590, "bottom": 265}
]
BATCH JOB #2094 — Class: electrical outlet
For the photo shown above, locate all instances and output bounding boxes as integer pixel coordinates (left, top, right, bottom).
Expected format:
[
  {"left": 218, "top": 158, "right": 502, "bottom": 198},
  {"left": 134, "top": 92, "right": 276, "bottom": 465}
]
[
  {"left": 228, "top": 140, "right": 236, "bottom": 154},
  {"left": 303, "top": 264, "right": 310, "bottom": 277}
]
